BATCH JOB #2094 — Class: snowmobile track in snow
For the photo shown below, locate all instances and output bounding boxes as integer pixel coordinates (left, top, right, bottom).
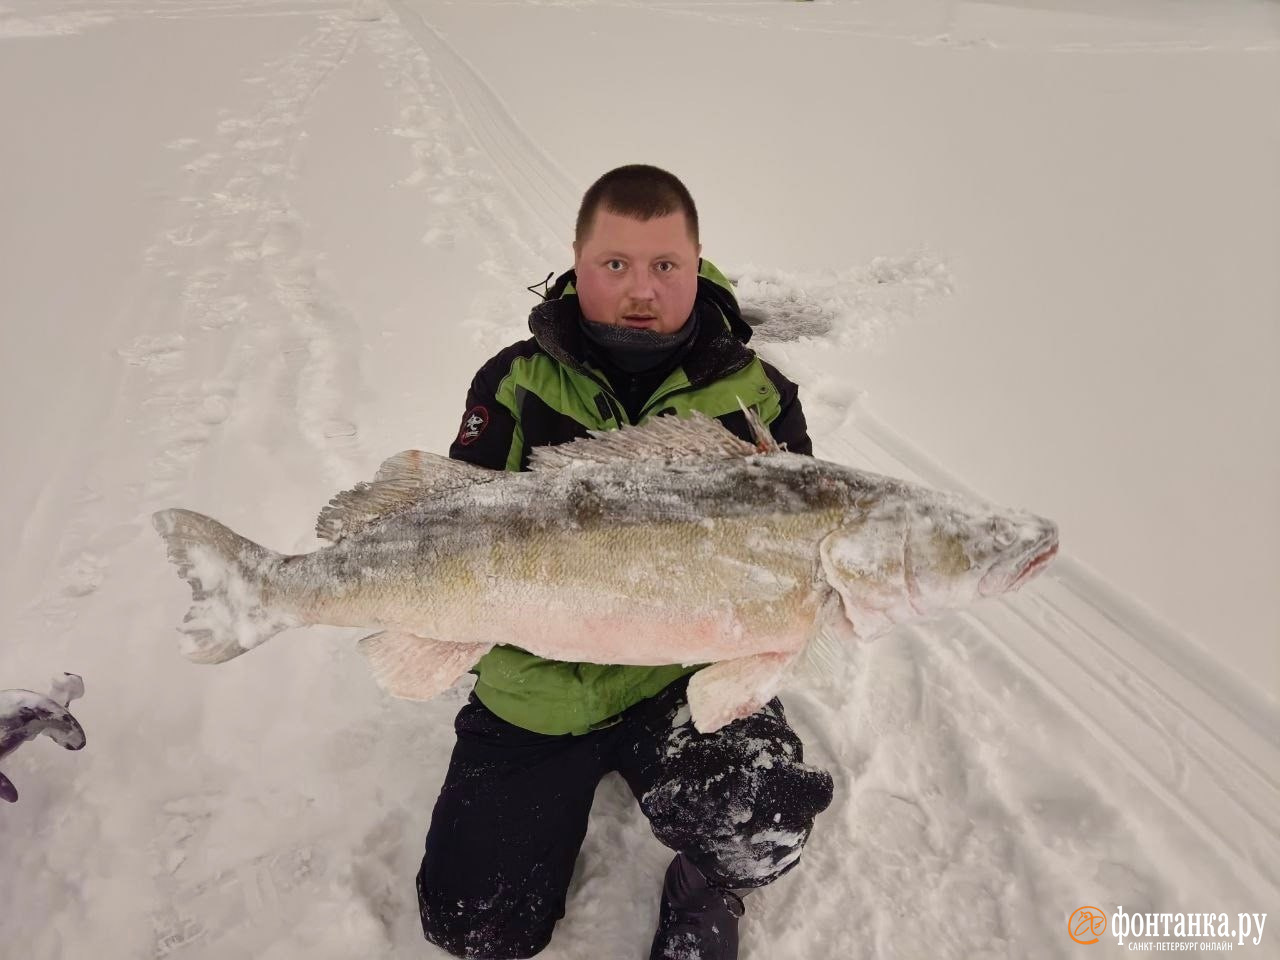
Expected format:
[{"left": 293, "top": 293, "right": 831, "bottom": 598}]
[
  {"left": 822, "top": 414, "right": 1280, "bottom": 899},
  {"left": 388, "top": 0, "right": 579, "bottom": 244}
]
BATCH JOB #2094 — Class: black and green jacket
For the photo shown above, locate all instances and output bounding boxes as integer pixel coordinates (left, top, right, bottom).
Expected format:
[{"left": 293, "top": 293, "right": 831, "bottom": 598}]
[{"left": 448, "top": 259, "right": 812, "bottom": 735}]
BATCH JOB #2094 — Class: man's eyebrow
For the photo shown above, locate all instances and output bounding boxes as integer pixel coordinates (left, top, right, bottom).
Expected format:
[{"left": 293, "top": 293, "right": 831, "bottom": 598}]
[{"left": 598, "top": 251, "right": 687, "bottom": 260}]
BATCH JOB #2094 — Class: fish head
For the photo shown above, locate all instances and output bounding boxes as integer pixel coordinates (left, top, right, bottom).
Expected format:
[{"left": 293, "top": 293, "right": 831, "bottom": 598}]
[{"left": 819, "top": 484, "right": 1059, "bottom": 638}]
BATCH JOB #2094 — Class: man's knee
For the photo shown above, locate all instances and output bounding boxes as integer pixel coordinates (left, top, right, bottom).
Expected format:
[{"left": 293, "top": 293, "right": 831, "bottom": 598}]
[
  {"left": 686, "top": 814, "right": 821, "bottom": 889},
  {"left": 417, "top": 858, "right": 558, "bottom": 959}
]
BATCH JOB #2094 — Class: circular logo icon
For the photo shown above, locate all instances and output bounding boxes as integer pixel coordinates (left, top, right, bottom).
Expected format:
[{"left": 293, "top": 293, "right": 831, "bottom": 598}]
[{"left": 1069, "top": 906, "right": 1107, "bottom": 945}]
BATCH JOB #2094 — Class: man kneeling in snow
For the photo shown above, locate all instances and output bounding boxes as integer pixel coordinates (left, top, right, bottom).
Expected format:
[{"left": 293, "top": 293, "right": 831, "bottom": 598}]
[{"left": 416, "top": 164, "right": 834, "bottom": 960}]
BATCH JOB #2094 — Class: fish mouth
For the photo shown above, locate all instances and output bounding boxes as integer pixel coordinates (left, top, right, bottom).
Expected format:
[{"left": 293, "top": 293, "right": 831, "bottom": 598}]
[
  {"left": 979, "top": 528, "right": 1059, "bottom": 596},
  {"left": 1009, "top": 539, "right": 1058, "bottom": 589}
]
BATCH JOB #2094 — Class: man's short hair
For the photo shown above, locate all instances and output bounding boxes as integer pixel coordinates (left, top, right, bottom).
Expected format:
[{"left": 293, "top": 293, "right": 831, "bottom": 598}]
[{"left": 575, "top": 165, "right": 700, "bottom": 246}]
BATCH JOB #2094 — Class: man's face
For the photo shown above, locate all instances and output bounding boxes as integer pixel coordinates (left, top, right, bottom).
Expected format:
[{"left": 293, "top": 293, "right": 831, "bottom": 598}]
[{"left": 573, "top": 208, "right": 702, "bottom": 335}]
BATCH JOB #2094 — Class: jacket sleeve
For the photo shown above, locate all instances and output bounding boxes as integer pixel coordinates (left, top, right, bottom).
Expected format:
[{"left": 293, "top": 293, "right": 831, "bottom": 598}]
[
  {"left": 761, "top": 362, "right": 814, "bottom": 457},
  {"left": 448, "top": 346, "right": 523, "bottom": 471}
]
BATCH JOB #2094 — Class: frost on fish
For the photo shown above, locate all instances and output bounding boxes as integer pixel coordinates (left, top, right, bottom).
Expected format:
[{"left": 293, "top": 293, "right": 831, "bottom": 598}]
[
  {"left": 151, "top": 509, "right": 301, "bottom": 663},
  {"left": 153, "top": 411, "right": 1059, "bottom": 732},
  {"left": 0, "top": 673, "right": 87, "bottom": 803}
]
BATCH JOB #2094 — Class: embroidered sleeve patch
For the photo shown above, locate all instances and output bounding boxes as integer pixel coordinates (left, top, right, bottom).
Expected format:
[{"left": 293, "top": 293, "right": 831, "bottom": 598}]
[{"left": 457, "top": 405, "right": 490, "bottom": 446}]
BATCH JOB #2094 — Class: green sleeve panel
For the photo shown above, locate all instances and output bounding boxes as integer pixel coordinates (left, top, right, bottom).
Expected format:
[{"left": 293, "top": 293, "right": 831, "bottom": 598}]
[
  {"left": 500, "top": 353, "right": 621, "bottom": 431},
  {"left": 490, "top": 365, "right": 526, "bottom": 473}
]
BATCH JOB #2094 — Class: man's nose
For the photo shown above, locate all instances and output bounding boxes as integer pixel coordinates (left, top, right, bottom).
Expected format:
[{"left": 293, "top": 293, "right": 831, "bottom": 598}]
[{"left": 626, "top": 269, "right": 656, "bottom": 302}]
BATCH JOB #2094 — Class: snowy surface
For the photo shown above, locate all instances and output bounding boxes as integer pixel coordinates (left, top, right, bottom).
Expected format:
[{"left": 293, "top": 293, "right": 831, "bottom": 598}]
[{"left": 0, "top": 0, "right": 1276, "bottom": 957}]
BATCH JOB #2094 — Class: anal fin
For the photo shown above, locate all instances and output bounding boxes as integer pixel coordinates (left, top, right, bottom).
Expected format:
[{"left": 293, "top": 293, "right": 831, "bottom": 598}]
[
  {"left": 357, "top": 632, "right": 491, "bottom": 701},
  {"left": 687, "top": 650, "right": 800, "bottom": 734}
]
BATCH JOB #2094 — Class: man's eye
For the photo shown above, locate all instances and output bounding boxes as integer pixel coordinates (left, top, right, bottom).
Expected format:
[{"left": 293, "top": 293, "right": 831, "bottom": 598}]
[
  {"left": 655, "top": 261, "right": 674, "bottom": 273},
  {"left": 606, "top": 260, "right": 625, "bottom": 272}
]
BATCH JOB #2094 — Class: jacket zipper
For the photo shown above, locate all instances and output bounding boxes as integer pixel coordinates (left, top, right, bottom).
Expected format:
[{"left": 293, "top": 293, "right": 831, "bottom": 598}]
[{"left": 577, "top": 366, "right": 630, "bottom": 426}]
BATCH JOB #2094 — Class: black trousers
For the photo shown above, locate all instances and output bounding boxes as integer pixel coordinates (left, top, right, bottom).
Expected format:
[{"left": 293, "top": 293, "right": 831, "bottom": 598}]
[{"left": 417, "top": 677, "right": 834, "bottom": 960}]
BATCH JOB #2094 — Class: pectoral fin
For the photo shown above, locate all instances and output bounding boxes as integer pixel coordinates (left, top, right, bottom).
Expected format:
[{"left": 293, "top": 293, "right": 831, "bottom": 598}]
[
  {"left": 357, "top": 632, "right": 491, "bottom": 701},
  {"left": 0, "top": 771, "right": 15, "bottom": 803},
  {"left": 686, "top": 650, "right": 801, "bottom": 734}
]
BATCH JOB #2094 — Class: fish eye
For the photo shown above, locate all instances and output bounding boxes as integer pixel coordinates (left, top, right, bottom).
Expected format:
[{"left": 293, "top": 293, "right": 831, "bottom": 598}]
[{"left": 990, "top": 519, "right": 1015, "bottom": 546}]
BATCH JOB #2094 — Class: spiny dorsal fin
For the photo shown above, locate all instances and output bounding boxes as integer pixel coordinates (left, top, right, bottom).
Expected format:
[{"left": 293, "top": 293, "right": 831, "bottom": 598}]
[
  {"left": 316, "top": 451, "right": 497, "bottom": 543},
  {"left": 528, "top": 410, "right": 767, "bottom": 471}
]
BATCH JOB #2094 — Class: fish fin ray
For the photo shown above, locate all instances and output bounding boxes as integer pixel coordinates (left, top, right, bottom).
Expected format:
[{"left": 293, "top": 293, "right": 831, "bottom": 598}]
[
  {"left": 315, "top": 478, "right": 432, "bottom": 543},
  {"left": 373, "top": 450, "right": 496, "bottom": 487},
  {"left": 316, "top": 452, "right": 496, "bottom": 543},
  {"left": 736, "top": 397, "right": 782, "bottom": 453},
  {"left": 358, "top": 632, "right": 492, "bottom": 701},
  {"left": 797, "top": 625, "right": 847, "bottom": 689},
  {"left": 151, "top": 509, "right": 296, "bottom": 664},
  {"left": 795, "top": 589, "right": 854, "bottom": 689},
  {"left": 687, "top": 650, "right": 800, "bottom": 734},
  {"left": 529, "top": 410, "right": 762, "bottom": 471}
]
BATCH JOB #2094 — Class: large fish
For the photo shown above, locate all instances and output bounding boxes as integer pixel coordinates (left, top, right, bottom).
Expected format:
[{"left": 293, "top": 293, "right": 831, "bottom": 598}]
[{"left": 152, "top": 412, "right": 1058, "bottom": 732}]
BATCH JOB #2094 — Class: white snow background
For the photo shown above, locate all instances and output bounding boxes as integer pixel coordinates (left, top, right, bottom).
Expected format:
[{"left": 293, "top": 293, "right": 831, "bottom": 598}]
[{"left": 1, "top": 0, "right": 1277, "bottom": 957}]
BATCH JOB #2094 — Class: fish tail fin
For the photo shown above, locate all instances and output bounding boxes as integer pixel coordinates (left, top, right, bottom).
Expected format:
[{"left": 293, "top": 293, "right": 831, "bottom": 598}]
[{"left": 151, "top": 509, "right": 297, "bottom": 664}]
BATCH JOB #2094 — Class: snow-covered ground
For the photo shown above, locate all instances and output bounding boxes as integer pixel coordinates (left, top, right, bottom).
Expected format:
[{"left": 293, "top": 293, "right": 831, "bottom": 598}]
[{"left": 1, "top": 1, "right": 1276, "bottom": 957}]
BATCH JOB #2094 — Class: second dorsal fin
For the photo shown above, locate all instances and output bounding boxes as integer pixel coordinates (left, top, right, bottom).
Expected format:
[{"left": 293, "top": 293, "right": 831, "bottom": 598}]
[{"left": 316, "top": 451, "right": 497, "bottom": 543}]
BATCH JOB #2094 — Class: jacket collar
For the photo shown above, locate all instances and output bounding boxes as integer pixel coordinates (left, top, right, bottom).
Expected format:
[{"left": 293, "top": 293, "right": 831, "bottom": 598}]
[
  {"left": 529, "top": 268, "right": 756, "bottom": 388},
  {"left": 528, "top": 293, "right": 755, "bottom": 389}
]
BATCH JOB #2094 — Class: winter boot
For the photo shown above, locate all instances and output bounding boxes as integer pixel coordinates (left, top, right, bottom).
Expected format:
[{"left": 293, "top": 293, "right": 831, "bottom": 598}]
[{"left": 649, "top": 852, "right": 746, "bottom": 960}]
